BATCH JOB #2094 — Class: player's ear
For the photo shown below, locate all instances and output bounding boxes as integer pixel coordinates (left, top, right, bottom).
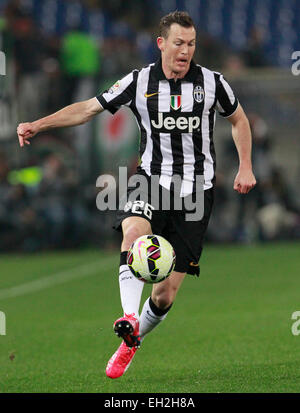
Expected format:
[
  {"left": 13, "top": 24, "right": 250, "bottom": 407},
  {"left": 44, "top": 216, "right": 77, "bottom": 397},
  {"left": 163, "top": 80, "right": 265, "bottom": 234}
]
[{"left": 157, "top": 37, "right": 164, "bottom": 52}]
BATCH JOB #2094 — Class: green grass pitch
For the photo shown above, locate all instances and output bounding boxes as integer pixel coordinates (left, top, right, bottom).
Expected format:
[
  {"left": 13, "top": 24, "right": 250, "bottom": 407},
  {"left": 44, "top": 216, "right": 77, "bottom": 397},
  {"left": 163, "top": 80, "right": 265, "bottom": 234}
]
[{"left": 0, "top": 242, "right": 300, "bottom": 393}]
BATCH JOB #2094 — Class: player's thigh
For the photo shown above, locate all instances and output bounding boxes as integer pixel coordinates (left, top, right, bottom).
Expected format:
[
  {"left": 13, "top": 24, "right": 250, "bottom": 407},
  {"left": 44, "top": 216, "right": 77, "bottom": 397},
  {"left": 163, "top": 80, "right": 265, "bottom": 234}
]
[
  {"left": 121, "top": 216, "right": 152, "bottom": 251},
  {"left": 151, "top": 270, "right": 186, "bottom": 307}
]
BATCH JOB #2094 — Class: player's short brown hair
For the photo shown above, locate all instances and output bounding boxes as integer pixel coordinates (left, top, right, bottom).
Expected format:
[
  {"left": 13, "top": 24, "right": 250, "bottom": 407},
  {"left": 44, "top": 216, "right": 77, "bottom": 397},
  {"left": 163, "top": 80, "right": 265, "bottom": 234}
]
[{"left": 159, "top": 11, "right": 196, "bottom": 39}]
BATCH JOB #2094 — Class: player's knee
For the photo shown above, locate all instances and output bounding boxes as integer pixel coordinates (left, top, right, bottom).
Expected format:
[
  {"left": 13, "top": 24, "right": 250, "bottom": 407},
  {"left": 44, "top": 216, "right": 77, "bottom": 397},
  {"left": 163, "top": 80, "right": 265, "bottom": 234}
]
[{"left": 122, "top": 225, "right": 146, "bottom": 251}]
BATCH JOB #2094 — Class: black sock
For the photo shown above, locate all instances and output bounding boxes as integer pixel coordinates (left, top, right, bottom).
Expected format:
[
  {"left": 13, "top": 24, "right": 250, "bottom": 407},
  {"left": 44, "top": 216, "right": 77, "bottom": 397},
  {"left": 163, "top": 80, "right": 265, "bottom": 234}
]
[
  {"left": 120, "top": 251, "right": 128, "bottom": 266},
  {"left": 149, "top": 296, "right": 173, "bottom": 317}
]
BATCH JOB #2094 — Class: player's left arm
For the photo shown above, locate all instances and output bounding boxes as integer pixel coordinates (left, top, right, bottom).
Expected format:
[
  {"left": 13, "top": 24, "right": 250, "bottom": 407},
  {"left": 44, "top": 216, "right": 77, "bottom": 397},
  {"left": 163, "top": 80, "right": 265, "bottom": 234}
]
[{"left": 227, "top": 103, "right": 257, "bottom": 194}]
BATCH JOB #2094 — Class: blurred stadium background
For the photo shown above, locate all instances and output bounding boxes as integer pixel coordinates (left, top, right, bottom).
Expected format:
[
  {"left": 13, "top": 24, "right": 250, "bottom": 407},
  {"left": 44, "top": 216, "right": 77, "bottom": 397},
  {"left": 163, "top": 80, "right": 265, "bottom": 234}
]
[
  {"left": 0, "top": 0, "right": 299, "bottom": 252},
  {"left": 1, "top": 0, "right": 300, "bottom": 394},
  {"left": 0, "top": 0, "right": 300, "bottom": 251}
]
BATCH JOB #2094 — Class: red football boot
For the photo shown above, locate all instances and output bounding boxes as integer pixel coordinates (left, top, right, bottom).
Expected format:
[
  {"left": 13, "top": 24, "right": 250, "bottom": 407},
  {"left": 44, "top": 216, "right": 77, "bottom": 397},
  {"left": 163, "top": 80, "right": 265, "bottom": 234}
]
[{"left": 106, "top": 341, "right": 138, "bottom": 379}]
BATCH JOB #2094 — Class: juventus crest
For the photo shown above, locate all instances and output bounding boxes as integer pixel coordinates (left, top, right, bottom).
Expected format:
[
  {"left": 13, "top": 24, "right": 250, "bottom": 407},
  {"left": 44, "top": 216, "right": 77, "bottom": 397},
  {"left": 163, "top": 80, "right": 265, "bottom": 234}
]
[{"left": 193, "top": 85, "right": 205, "bottom": 103}]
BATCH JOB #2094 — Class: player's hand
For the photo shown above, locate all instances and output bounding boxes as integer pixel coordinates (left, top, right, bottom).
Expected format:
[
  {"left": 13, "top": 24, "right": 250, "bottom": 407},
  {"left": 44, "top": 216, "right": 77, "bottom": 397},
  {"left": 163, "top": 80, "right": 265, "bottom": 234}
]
[
  {"left": 233, "top": 168, "right": 256, "bottom": 194},
  {"left": 17, "top": 122, "right": 38, "bottom": 147}
]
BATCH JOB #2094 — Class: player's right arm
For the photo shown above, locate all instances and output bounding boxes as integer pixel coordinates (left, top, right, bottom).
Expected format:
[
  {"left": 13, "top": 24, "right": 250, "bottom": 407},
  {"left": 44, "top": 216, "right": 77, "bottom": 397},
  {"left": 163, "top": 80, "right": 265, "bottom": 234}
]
[{"left": 17, "top": 97, "right": 103, "bottom": 147}]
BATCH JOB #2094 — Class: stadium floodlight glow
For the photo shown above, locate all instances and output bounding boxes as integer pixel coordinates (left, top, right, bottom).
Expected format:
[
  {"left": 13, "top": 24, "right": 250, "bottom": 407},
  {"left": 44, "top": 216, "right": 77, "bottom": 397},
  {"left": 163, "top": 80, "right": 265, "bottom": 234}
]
[{"left": 0, "top": 51, "right": 5, "bottom": 76}]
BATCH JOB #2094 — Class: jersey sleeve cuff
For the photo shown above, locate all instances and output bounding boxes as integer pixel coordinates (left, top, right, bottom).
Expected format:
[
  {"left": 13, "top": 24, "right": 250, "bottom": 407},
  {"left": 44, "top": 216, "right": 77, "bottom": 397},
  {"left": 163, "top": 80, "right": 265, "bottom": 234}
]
[
  {"left": 96, "top": 96, "right": 118, "bottom": 115},
  {"left": 219, "top": 99, "right": 239, "bottom": 118}
]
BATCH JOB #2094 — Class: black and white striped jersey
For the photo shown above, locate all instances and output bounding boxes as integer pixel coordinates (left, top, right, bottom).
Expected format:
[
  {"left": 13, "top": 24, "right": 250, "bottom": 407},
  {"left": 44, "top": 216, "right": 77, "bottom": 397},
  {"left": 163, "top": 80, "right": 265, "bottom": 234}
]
[{"left": 96, "top": 59, "right": 238, "bottom": 194}]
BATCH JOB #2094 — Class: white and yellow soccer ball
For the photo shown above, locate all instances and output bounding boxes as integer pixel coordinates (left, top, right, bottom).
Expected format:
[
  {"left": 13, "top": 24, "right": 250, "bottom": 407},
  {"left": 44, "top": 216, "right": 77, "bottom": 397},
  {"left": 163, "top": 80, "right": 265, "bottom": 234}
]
[{"left": 127, "top": 235, "right": 176, "bottom": 284}]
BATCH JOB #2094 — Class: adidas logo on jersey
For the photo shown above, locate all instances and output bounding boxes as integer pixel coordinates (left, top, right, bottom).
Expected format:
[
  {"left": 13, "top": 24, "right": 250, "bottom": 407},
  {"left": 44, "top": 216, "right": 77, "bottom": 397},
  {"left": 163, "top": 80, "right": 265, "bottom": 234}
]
[{"left": 151, "top": 112, "right": 200, "bottom": 133}]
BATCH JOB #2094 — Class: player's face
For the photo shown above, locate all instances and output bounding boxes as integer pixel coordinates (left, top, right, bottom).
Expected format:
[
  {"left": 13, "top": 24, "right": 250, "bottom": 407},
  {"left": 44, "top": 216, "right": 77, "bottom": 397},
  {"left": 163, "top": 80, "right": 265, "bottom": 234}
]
[{"left": 158, "top": 23, "right": 196, "bottom": 78}]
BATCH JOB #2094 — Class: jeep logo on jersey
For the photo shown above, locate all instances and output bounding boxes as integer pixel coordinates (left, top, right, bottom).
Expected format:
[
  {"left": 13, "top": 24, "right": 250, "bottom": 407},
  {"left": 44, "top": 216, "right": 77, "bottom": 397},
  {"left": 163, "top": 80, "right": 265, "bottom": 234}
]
[
  {"left": 193, "top": 85, "right": 205, "bottom": 103},
  {"left": 170, "top": 95, "right": 181, "bottom": 110},
  {"left": 151, "top": 112, "right": 200, "bottom": 133}
]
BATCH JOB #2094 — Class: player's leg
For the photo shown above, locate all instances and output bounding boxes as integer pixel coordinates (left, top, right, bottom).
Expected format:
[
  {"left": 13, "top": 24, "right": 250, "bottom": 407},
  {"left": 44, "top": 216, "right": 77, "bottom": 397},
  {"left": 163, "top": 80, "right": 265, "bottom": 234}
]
[
  {"left": 139, "top": 188, "right": 215, "bottom": 342},
  {"left": 106, "top": 216, "right": 152, "bottom": 379},
  {"left": 139, "top": 270, "right": 185, "bottom": 340},
  {"left": 106, "top": 170, "right": 165, "bottom": 378},
  {"left": 118, "top": 216, "right": 152, "bottom": 320},
  {"left": 114, "top": 216, "right": 151, "bottom": 344},
  {"left": 121, "top": 215, "right": 152, "bottom": 251},
  {"left": 151, "top": 270, "right": 186, "bottom": 309}
]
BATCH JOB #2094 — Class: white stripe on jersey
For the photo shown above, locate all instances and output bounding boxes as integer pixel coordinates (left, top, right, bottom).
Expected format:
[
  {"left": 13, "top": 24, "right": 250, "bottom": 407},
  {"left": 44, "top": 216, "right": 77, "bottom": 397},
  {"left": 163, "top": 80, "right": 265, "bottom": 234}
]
[
  {"left": 180, "top": 132, "right": 195, "bottom": 196},
  {"left": 180, "top": 82, "right": 196, "bottom": 196},
  {"left": 181, "top": 82, "right": 194, "bottom": 112},
  {"left": 216, "top": 74, "right": 237, "bottom": 116},
  {"left": 201, "top": 67, "right": 217, "bottom": 190},
  {"left": 101, "top": 72, "right": 134, "bottom": 105},
  {"left": 136, "top": 65, "right": 154, "bottom": 175},
  {"left": 220, "top": 75, "right": 235, "bottom": 104},
  {"left": 157, "top": 80, "right": 173, "bottom": 190}
]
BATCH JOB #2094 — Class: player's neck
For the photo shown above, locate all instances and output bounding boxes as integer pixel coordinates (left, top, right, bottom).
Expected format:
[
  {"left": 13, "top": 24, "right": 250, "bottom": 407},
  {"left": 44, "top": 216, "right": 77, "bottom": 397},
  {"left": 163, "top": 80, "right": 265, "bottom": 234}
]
[{"left": 161, "top": 61, "right": 190, "bottom": 81}]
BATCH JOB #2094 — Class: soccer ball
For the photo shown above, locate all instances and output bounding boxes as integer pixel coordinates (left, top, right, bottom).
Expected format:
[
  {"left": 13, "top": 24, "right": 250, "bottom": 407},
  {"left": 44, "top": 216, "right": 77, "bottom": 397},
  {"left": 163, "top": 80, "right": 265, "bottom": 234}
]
[{"left": 127, "top": 235, "right": 176, "bottom": 284}]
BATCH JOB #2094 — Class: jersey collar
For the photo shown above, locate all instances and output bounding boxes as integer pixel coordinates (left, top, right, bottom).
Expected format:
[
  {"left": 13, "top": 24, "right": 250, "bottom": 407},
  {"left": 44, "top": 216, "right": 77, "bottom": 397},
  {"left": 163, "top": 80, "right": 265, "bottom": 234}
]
[{"left": 153, "top": 58, "right": 198, "bottom": 82}]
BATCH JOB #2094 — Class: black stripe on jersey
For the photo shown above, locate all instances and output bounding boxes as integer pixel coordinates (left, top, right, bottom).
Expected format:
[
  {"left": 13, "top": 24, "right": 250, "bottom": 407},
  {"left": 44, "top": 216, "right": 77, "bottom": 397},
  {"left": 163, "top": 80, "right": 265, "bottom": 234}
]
[
  {"left": 128, "top": 71, "right": 148, "bottom": 162},
  {"left": 192, "top": 67, "right": 205, "bottom": 184},
  {"left": 208, "top": 82, "right": 218, "bottom": 185},
  {"left": 169, "top": 79, "right": 184, "bottom": 177},
  {"left": 147, "top": 66, "right": 162, "bottom": 175},
  {"left": 214, "top": 73, "right": 238, "bottom": 117}
]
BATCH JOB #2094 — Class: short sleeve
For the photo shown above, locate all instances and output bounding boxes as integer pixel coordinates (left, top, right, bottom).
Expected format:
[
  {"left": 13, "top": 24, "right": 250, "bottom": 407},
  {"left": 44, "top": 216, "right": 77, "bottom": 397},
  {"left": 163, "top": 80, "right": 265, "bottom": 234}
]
[
  {"left": 215, "top": 74, "right": 239, "bottom": 118},
  {"left": 96, "top": 70, "right": 137, "bottom": 115}
]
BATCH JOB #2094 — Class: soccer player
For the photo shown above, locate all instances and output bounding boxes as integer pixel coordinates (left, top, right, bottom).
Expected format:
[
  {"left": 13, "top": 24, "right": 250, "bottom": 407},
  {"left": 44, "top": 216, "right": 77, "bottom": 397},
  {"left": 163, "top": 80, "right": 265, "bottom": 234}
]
[{"left": 17, "top": 11, "right": 256, "bottom": 379}]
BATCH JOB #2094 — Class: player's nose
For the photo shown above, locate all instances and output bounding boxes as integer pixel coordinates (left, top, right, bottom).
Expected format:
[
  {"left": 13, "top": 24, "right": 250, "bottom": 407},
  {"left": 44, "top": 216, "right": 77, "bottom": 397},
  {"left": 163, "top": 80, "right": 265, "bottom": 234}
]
[{"left": 180, "top": 46, "right": 188, "bottom": 55}]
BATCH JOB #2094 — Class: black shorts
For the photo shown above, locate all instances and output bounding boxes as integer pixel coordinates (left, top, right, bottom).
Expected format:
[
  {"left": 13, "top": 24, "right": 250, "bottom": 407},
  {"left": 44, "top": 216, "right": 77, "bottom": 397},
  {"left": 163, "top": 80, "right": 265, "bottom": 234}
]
[{"left": 114, "top": 169, "right": 214, "bottom": 276}]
